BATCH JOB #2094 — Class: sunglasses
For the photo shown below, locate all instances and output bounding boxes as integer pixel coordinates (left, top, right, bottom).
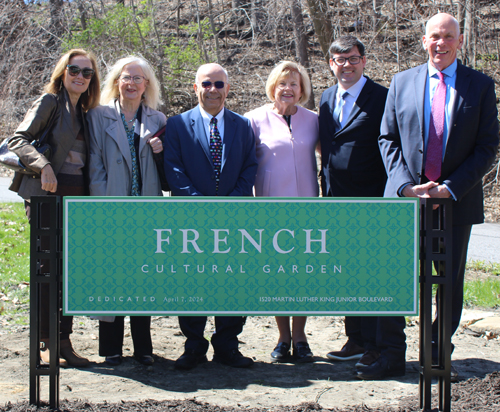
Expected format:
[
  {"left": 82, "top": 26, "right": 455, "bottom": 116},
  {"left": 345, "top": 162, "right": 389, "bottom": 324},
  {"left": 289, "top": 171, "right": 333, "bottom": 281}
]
[
  {"left": 66, "top": 65, "right": 95, "bottom": 79},
  {"left": 201, "top": 81, "right": 225, "bottom": 89}
]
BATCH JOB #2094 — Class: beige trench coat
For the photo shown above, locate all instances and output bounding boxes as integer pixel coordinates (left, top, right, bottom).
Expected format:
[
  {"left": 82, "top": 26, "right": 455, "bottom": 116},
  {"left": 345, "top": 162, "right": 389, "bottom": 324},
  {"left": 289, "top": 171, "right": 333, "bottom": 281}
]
[{"left": 87, "top": 100, "right": 166, "bottom": 196}]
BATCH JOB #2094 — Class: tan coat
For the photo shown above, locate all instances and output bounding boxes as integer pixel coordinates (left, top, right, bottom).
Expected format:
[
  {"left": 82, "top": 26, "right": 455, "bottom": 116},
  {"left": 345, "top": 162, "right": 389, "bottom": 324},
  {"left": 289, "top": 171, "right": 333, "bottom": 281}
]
[
  {"left": 87, "top": 100, "right": 166, "bottom": 196},
  {"left": 8, "top": 89, "right": 89, "bottom": 200}
]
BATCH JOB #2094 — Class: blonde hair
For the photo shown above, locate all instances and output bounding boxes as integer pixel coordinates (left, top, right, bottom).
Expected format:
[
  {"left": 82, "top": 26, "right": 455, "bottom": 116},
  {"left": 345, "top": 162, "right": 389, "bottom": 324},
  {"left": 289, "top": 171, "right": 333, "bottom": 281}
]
[
  {"left": 265, "top": 61, "right": 311, "bottom": 105},
  {"left": 44, "top": 49, "right": 101, "bottom": 111},
  {"left": 100, "top": 55, "right": 162, "bottom": 110}
]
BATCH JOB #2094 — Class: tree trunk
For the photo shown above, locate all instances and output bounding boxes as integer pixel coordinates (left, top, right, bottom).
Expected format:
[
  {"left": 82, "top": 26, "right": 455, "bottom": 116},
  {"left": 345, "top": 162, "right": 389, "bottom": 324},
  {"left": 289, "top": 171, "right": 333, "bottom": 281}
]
[
  {"left": 290, "top": 0, "right": 315, "bottom": 109},
  {"left": 49, "top": 0, "right": 64, "bottom": 37},
  {"left": 304, "top": 0, "right": 333, "bottom": 64},
  {"left": 372, "top": 0, "right": 381, "bottom": 31},
  {"left": 76, "top": 0, "right": 88, "bottom": 31}
]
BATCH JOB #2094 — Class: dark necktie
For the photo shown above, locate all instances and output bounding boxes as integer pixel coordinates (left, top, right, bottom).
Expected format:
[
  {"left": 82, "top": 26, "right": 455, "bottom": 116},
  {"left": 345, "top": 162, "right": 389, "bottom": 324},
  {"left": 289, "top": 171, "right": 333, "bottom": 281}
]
[
  {"left": 425, "top": 72, "right": 446, "bottom": 182},
  {"left": 209, "top": 117, "right": 222, "bottom": 193}
]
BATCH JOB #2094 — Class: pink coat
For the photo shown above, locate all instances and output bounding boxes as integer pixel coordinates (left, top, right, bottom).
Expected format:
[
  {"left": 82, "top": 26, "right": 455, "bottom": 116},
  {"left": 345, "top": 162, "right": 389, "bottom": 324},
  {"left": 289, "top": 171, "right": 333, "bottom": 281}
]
[{"left": 245, "top": 105, "right": 319, "bottom": 197}]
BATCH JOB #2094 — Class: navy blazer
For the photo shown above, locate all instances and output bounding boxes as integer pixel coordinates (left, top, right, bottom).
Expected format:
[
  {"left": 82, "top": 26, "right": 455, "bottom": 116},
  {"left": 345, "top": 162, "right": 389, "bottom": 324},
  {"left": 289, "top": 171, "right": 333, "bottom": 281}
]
[
  {"left": 379, "top": 62, "right": 499, "bottom": 225},
  {"left": 164, "top": 105, "right": 257, "bottom": 196},
  {"left": 319, "top": 77, "right": 388, "bottom": 197}
]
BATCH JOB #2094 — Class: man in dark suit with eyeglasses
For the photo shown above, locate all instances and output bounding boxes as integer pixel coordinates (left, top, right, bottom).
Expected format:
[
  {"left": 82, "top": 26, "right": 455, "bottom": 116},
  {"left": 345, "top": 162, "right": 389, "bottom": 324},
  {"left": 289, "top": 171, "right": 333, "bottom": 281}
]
[{"left": 164, "top": 63, "right": 257, "bottom": 370}]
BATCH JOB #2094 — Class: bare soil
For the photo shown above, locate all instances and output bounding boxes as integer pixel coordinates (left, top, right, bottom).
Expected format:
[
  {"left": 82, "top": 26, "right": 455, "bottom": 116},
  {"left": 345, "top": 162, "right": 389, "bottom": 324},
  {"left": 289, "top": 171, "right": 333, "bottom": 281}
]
[{"left": 0, "top": 313, "right": 499, "bottom": 411}]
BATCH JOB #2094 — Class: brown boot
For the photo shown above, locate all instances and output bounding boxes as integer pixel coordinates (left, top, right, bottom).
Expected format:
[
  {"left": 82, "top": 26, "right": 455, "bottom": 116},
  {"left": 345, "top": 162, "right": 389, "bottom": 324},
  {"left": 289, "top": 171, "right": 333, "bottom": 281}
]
[
  {"left": 40, "top": 339, "right": 68, "bottom": 367},
  {"left": 60, "top": 339, "right": 90, "bottom": 367}
]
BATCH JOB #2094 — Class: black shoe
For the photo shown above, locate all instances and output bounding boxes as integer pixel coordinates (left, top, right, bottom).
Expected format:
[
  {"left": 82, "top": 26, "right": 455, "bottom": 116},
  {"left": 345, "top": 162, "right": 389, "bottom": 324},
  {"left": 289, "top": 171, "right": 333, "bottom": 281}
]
[
  {"left": 105, "top": 355, "right": 122, "bottom": 366},
  {"left": 175, "top": 350, "right": 208, "bottom": 370},
  {"left": 135, "top": 354, "right": 154, "bottom": 366},
  {"left": 270, "top": 342, "right": 291, "bottom": 363},
  {"left": 293, "top": 342, "right": 313, "bottom": 363},
  {"left": 213, "top": 349, "right": 254, "bottom": 368},
  {"left": 356, "top": 356, "right": 405, "bottom": 380}
]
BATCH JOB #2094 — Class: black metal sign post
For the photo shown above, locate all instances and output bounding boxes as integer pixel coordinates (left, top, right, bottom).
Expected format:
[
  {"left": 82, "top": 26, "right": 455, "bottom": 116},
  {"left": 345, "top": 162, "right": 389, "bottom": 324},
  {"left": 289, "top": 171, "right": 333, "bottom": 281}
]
[
  {"left": 28, "top": 197, "right": 453, "bottom": 410},
  {"left": 419, "top": 198, "right": 453, "bottom": 412},
  {"left": 30, "top": 196, "right": 61, "bottom": 410}
]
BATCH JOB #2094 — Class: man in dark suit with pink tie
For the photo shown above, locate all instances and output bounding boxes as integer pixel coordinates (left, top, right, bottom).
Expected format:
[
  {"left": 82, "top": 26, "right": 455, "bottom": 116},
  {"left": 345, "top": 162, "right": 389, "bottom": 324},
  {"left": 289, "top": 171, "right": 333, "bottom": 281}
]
[{"left": 378, "top": 13, "right": 498, "bottom": 381}]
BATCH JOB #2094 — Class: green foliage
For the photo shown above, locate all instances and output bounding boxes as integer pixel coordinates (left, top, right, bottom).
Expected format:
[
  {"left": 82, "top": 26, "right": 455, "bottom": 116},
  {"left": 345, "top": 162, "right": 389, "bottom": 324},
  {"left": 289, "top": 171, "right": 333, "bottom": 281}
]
[
  {"left": 464, "top": 278, "right": 500, "bottom": 309},
  {"left": 163, "top": 18, "right": 213, "bottom": 85},
  {"left": 0, "top": 203, "right": 30, "bottom": 320},
  {"left": 61, "top": 3, "right": 213, "bottom": 105},
  {"left": 62, "top": 3, "right": 152, "bottom": 54}
]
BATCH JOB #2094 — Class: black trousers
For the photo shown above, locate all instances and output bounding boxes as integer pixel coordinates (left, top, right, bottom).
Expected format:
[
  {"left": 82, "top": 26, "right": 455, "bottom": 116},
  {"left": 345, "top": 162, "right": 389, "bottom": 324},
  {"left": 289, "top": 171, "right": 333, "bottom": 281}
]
[
  {"left": 179, "top": 316, "right": 245, "bottom": 355},
  {"left": 99, "top": 316, "right": 152, "bottom": 357},
  {"left": 344, "top": 316, "right": 377, "bottom": 350}
]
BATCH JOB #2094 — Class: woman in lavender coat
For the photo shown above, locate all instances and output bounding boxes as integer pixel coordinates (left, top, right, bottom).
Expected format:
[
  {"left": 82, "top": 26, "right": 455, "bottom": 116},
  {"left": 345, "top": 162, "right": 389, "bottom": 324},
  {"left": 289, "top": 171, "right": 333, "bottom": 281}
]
[{"left": 245, "top": 61, "right": 319, "bottom": 363}]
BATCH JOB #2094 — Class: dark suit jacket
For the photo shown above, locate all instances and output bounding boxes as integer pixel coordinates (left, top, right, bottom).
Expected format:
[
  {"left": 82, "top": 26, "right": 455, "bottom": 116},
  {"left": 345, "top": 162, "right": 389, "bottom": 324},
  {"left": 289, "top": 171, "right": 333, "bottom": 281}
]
[
  {"left": 379, "top": 62, "right": 499, "bottom": 225},
  {"left": 319, "top": 77, "right": 388, "bottom": 197},
  {"left": 164, "top": 105, "right": 257, "bottom": 196}
]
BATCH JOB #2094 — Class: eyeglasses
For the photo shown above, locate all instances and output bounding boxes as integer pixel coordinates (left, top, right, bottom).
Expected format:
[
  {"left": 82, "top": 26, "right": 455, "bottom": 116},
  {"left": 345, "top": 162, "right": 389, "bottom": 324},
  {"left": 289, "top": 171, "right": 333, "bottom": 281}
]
[
  {"left": 201, "top": 81, "right": 225, "bottom": 89},
  {"left": 331, "top": 56, "right": 363, "bottom": 66},
  {"left": 66, "top": 65, "right": 95, "bottom": 79},
  {"left": 119, "top": 75, "right": 147, "bottom": 84}
]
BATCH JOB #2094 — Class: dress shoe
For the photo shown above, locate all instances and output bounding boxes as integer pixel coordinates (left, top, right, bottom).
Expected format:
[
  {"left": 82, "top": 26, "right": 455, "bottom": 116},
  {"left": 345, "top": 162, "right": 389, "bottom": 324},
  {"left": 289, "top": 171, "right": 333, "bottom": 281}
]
[
  {"left": 135, "top": 354, "right": 154, "bottom": 366},
  {"left": 355, "top": 350, "right": 380, "bottom": 369},
  {"left": 213, "top": 349, "right": 254, "bottom": 368},
  {"left": 60, "top": 339, "right": 90, "bottom": 367},
  {"left": 356, "top": 356, "right": 405, "bottom": 380},
  {"left": 270, "top": 342, "right": 291, "bottom": 363},
  {"left": 175, "top": 350, "right": 208, "bottom": 370},
  {"left": 327, "top": 340, "right": 364, "bottom": 361},
  {"left": 105, "top": 355, "right": 122, "bottom": 366},
  {"left": 293, "top": 342, "right": 313, "bottom": 363},
  {"left": 40, "top": 340, "right": 67, "bottom": 367}
]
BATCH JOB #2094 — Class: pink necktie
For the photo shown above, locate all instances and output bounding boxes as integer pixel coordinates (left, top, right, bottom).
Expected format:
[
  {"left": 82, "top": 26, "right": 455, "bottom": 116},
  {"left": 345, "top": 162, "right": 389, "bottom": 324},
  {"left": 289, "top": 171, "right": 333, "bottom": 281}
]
[{"left": 425, "top": 71, "right": 446, "bottom": 182}]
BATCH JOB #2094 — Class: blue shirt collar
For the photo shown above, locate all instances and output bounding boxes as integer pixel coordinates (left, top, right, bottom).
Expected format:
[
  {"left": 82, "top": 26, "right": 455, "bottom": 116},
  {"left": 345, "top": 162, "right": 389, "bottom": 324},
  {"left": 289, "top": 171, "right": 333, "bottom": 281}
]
[{"left": 428, "top": 59, "right": 457, "bottom": 79}]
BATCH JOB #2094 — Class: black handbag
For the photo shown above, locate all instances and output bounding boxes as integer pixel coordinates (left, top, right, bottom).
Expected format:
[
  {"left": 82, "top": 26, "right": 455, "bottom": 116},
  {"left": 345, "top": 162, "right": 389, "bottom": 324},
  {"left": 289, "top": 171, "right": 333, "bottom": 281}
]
[
  {"left": 0, "top": 101, "right": 57, "bottom": 175},
  {"left": 151, "top": 124, "right": 170, "bottom": 192}
]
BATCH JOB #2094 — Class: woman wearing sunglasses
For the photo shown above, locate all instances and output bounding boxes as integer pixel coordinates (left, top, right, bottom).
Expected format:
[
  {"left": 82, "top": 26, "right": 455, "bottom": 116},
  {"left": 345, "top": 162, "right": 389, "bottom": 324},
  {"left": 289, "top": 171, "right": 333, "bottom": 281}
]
[
  {"left": 245, "top": 61, "right": 319, "bottom": 364},
  {"left": 8, "top": 49, "right": 101, "bottom": 367},
  {"left": 87, "top": 56, "right": 165, "bottom": 367}
]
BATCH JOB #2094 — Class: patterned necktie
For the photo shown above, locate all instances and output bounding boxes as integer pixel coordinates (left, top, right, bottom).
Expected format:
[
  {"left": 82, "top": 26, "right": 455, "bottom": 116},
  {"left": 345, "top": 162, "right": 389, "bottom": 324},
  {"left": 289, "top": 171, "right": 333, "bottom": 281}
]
[
  {"left": 333, "top": 90, "right": 348, "bottom": 129},
  {"left": 209, "top": 117, "right": 222, "bottom": 193},
  {"left": 425, "top": 71, "right": 446, "bottom": 182}
]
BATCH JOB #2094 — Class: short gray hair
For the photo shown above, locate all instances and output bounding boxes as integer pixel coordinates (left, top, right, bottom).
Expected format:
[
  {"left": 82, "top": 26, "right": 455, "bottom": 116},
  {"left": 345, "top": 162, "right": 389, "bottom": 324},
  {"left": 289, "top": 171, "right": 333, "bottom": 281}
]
[{"left": 195, "top": 63, "right": 229, "bottom": 84}]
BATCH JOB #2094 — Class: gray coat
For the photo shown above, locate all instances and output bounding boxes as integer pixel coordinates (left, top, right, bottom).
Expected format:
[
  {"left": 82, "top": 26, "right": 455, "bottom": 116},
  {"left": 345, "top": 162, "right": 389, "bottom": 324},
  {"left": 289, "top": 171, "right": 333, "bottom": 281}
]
[{"left": 87, "top": 100, "right": 166, "bottom": 196}]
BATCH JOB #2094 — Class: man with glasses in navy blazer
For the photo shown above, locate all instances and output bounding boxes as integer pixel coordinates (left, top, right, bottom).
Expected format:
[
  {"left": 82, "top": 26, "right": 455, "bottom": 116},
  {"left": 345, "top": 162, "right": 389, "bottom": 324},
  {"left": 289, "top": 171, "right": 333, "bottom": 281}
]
[
  {"left": 318, "top": 35, "right": 396, "bottom": 379},
  {"left": 164, "top": 63, "right": 257, "bottom": 369},
  {"left": 378, "top": 13, "right": 498, "bottom": 381}
]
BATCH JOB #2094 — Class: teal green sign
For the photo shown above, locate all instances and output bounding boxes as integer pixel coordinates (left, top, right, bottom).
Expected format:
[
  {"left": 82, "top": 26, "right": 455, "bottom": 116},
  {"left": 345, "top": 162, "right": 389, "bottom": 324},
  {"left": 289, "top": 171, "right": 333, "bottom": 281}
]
[{"left": 63, "top": 197, "right": 418, "bottom": 316}]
